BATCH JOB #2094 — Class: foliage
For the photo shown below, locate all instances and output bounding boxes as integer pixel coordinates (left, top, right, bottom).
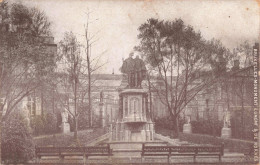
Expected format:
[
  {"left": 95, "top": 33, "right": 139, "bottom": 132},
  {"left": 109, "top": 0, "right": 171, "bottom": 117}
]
[
  {"left": 2, "top": 111, "right": 35, "bottom": 163},
  {"left": 78, "top": 104, "right": 89, "bottom": 130},
  {"left": 58, "top": 32, "right": 83, "bottom": 139},
  {"left": 0, "top": 1, "right": 56, "bottom": 121},
  {"left": 30, "top": 112, "right": 58, "bottom": 136},
  {"left": 30, "top": 115, "right": 44, "bottom": 136},
  {"left": 44, "top": 112, "right": 58, "bottom": 133},
  {"left": 10, "top": 2, "right": 51, "bottom": 36},
  {"left": 69, "top": 109, "right": 100, "bottom": 131},
  {"left": 231, "top": 109, "right": 254, "bottom": 141},
  {"left": 135, "top": 18, "right": 231, "bottom": 136},
  {"left": 191, "top": 119, "right": 223, "bottom": 137},
  {"left": 154, "top": 116, "right": 185, "bottom": 137}
]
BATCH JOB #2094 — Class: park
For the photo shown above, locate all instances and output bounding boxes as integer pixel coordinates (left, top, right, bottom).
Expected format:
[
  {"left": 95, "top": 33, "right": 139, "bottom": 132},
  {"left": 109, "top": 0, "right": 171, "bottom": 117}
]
[{"left": 0, "top": 0, "right": 259, "bottom": 164}]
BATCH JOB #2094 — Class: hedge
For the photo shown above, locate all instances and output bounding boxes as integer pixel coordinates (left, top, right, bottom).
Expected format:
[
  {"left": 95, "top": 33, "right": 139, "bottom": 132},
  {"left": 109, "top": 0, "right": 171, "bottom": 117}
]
[{"left": 179, "top": 132, "right": 254, "bottom": 153}]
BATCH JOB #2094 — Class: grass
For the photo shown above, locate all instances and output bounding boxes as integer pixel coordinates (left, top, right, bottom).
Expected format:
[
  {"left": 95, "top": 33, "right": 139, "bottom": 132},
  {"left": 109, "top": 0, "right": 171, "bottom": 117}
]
[{"left": 34, "top": 127, "right": 108, "bottom": 147}]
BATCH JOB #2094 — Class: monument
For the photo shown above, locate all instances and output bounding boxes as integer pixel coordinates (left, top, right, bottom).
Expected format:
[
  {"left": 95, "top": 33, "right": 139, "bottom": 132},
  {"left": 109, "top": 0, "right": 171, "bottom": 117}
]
[
  {"left": 111, "top": 53, "right": 153, "bottom": 142},
  {"left": 221, "top": 109, "right": 231, "bottom": 138},
  {"left": 61, "top": 111, "right": 70, "bottom": 133},
  {"left": 105, "top": 52, "right": 156, "bottom": 156}
]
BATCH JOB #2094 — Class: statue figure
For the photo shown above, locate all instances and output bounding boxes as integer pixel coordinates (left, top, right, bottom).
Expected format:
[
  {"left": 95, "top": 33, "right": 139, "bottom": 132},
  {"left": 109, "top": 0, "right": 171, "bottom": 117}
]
[
  {"left": 121, "top": 52, "right": 146, "bottom": 88},
  {"left": 121, "top": 52, "right": 135, "bottom": 87},
  {"left": 62, "top": 111, "right": 68, "bottom": 123},
  {"left": 223, "top": 109, "right": 231, "bottom": 128},
  {"left": 100, "top": 90, "right": 104, "bottom": 103},
  {"left": 187, "top": 116, "right": 191, "bottom": 124},
  {"left": 134, "top": 55, "right": 147, "bottom": 87}
]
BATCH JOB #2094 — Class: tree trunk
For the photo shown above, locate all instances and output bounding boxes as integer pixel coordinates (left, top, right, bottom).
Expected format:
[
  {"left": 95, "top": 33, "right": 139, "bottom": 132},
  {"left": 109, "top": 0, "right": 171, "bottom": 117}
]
[
  {"left": 147, "top": 73, "right": 153, "bottom": 120},
  {"left": 88, "top": 76, "right": 92, "bottom": 127},
  {"left": 86, "top": 45, "right": 92, "bottom": 128},
  {"left": 0, "top": 111, "right": 2, "bottom": 164},
  {"left": 74, "top": 116, "right": 78, "bottom": 140},
  {"left": 41, "top": 88, "right": 44, "bottom": 117},
  {"left": 74, "top": 68, "right": 78, "bottom": 140},
  {"left": 175, "top": 115, "right": 180, "bottom": 138}
]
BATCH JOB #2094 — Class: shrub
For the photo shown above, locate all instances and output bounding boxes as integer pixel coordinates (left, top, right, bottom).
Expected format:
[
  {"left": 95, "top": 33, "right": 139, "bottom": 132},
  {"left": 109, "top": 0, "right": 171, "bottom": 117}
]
[
  {"left": 44, "top": 112, "right": 58, "bottom": 134},
  {"left": 191, "top": 119, "right": 223, "bottom": 136},
  {"left": 69, "top": 108, "right": 101, "bottom": 131},
  {"left": 31, "top": 115, "right": 44, "bottom": 135},
  {"left": 154, "top": 116, "right": 185, "bottom": 137},
  {"left": 2, "top": 111, "right": 35, "bottom": 163},
  {"left": 231, "top": 109, "right": 254, "bottom": 140},
  {"left": 78, "top": 105, "right": 89, "bottom": 130},
  {"left": 30, "top": 112, "right": 58, "bottom": 136}
]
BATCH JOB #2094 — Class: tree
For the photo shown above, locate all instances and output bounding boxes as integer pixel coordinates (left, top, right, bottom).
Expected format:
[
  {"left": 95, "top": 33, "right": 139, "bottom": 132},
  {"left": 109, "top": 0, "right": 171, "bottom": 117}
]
[
  {"left": 58, "top": 32, "right": 81, "bottom": 139},
  {"left": 2, "top": 111, "right": 35, "bottom": 163},
  {"left": 10, "top": 2, "right": 51, "bottom": 36},
  {"left": 0, "top": 1, "right": 56, "bottom": 121},
  {"left": 0, "top": 1, "right": 56, "bottom": 162},
  {"left": 136, "top": 18, "right": 230, "bottom": 137},
  {"left": 83, "top": 11, "right": 107, "bottom": 127}
]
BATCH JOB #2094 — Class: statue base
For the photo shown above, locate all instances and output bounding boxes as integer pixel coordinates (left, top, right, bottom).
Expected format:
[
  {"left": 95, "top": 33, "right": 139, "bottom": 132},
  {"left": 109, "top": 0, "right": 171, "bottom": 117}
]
[
  {"left": 110, "top": 88, "right": 154, "bottom": 142},
  {"left": 62, "top": 122, "right": 70, "bottom": 133},
  {"left": 183, "top": 124, "right": 192, "bottom": 134},
  {"left": 221, "top": 127, "right": 231, "bottom": 138}
]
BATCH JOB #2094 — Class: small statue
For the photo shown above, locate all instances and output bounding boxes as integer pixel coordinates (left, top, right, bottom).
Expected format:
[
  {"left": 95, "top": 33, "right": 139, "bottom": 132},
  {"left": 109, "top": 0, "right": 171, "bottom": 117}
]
[
  {"left": 62, "top": 111, "right": 69, "bottom": 123},
  {"left": 223, "top": 109, "right": 231, "bottom": 128},
  {"left": 100, "top": 91, "right": 104, "bottom": 103},
  {"left": 187, "top": 116, "right": 191, "bottom": 124}
]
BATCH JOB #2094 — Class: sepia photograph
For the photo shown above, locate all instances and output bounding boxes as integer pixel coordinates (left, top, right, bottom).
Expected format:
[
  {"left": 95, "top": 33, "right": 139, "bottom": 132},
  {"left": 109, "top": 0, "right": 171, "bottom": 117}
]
[{"left": 0, "top": 0, "right": 259, "bottom": 164}]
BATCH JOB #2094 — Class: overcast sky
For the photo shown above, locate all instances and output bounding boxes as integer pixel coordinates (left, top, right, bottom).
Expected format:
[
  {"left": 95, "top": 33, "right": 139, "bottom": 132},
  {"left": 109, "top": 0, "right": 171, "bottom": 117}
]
[{"left": 21, "top": 0, "right": 259, "bottom": 74}]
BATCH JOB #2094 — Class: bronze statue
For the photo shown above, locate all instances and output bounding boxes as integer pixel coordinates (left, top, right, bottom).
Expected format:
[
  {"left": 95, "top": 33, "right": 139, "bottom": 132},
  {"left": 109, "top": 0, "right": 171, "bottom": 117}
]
[
  {"left": 134, "top": 55, "right": 146, "bottom": 87},
  {"left": 121, "top": 52, "right": 146, "bottom": 88}
]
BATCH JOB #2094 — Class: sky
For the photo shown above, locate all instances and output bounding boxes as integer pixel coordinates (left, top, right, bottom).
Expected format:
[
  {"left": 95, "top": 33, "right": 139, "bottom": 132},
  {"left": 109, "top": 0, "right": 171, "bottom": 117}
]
[{"left": 19, "top": 0, "right": 260, "bottom": 74}]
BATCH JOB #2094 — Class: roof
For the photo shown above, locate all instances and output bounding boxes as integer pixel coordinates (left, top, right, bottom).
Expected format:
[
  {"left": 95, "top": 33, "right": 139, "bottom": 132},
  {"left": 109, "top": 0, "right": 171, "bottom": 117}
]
[
  {"left": 93, "top": 79, "right": 122, "bottom": 87},
  {"left": 92, "top": 74, "right": 122, "bottom": 80}
]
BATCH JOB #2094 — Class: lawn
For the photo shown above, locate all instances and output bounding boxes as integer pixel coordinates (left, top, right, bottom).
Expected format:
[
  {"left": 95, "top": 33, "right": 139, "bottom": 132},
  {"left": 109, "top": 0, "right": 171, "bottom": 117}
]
[{"left": 34, "top": 127, "right": 108, "bottom": 147}]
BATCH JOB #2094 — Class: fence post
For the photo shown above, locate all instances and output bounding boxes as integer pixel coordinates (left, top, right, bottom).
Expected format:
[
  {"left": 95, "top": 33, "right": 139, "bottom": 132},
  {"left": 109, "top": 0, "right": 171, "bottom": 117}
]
[
  {"left": 141, "top": 143, "right": 145, "bottom": 163},
  {"left": 194, "top": 148, "right": 198, "bottom": 163},
  {"left": 59, "top": 147, "right": 64, "bottom": 163},
  {"left": 35, "top": 146, "right": 38, "bottom": 163},
  {"left": 83, "top": 147, "right": 86, "bottom": 165},
  {"left": 108, "top": 144, "right": 112, "bottom": 163},
  {"left": 168, "top": 147, "right": 171, "bottom": 164},
  {"left": 220, "top": 142, "right": 224, "bottom": 162}
]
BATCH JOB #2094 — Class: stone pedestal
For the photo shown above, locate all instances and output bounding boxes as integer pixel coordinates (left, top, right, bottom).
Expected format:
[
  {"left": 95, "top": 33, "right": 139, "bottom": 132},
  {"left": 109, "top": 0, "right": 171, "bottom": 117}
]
[
  {"left": 110, "top": 88, "right": 154, "bottom": 142},
  {"left": 221, "top": 127, "right": 231, "bottom": 138},
  {"left": 99, "top": 103, "right": 105, "bottom": 127},
  {"left": 183, "top": 123, "right": 192, "bottom": 133},
  {"left": 62, "top": 122, "right": 70, "bottom": 133}
]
